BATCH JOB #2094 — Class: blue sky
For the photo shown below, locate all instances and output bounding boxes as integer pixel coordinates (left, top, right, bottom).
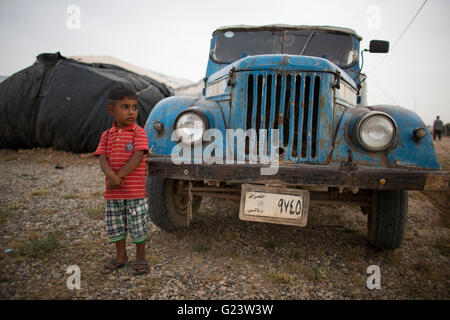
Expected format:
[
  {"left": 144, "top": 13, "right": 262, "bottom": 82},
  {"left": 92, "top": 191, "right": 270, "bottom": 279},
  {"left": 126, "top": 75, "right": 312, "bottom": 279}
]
[{"left": 0, "top": 0, "right": 449, "bottom": 125}]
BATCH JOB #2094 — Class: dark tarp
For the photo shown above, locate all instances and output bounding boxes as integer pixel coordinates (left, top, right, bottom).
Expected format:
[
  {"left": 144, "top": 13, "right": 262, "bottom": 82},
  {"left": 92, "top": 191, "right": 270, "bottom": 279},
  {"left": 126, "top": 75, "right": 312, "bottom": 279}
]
[{"left": 0, "top": 52, "right": 171, "bottom": 153}]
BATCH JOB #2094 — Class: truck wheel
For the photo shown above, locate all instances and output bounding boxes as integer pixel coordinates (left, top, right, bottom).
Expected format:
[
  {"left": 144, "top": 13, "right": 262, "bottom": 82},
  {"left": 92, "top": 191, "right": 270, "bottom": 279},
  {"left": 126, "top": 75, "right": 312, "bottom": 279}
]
[
  {"left": 367, "top": 190, "right": 408, "bottom": 250},
  {"left": 146, "top": 177, "right": 202, "bottom": 231}
]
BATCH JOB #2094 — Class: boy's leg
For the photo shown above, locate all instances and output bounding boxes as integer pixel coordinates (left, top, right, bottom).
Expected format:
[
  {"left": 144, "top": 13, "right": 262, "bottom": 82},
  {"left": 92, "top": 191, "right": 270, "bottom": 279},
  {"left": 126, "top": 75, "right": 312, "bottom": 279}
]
[
  {"left": 105, "top": 200, "right": 129, "bottom": 264},
  {"left": 101, "top": 239, "right": 128, "bottom": 273},
  {"left": 115, "top": 239, "right": 128, "bottom": 264},
  {"left": 126, "top": 199, "right": 149, "bottom": 261},
  {"left": 136, "top": 242, "right": 146, "bottom": 261}
]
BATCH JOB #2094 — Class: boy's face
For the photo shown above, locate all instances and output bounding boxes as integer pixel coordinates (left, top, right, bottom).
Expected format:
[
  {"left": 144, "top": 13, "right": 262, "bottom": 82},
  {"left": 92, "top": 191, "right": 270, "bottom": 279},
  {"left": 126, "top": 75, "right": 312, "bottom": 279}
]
[{"left": 107, "top": 97, "right": 138, "bottom": 128}]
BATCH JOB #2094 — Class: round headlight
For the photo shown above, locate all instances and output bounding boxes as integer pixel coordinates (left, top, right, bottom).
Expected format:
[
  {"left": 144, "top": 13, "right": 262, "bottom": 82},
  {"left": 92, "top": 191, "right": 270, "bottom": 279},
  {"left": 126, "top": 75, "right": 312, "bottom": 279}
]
[
  {"left": 175, "top": 112, "right": 206, "bottom": 143},
  {"left": 357, "top": 112, "right": 396, "bottom": 151}
]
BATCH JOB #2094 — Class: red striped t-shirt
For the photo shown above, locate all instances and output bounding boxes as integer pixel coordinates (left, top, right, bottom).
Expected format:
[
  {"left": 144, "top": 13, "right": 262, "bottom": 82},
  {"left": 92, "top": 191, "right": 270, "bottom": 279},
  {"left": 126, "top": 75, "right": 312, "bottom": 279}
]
[{"left": 94, "top": 121, "right": 149, "bottom": 200}]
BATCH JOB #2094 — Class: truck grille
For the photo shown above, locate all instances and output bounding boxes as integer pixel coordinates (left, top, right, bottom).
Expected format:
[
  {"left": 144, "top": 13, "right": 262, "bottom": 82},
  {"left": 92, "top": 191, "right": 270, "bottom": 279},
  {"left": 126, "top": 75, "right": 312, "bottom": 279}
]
[{"left": 243, "top": 71, "right": 327, "bottom": 162}]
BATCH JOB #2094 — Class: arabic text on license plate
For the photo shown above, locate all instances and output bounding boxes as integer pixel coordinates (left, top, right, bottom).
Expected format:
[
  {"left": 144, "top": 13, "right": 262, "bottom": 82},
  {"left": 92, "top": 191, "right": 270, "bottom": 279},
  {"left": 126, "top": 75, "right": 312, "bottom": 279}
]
[{"left": 239, "top": 185, "right": 309, "bottom": 227}]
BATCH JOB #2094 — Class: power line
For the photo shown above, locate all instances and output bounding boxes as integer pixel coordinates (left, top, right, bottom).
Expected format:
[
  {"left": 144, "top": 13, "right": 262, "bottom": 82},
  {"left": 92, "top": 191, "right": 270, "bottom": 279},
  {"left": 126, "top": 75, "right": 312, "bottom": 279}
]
[
  {"left": 368, "top": 0, "right": 428, "bottom": 74},
  {"left": 391, "top": 0, "right": 428, "bottom": 50}
]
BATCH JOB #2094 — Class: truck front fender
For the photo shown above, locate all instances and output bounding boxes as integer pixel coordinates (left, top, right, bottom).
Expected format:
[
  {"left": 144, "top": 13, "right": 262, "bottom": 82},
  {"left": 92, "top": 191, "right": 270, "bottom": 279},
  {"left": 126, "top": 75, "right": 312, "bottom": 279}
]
[
  {"left": 144, "top": 96, "right": 226, "bottom": 157},
  {"left": 331, "top": 105, "right": 440, "bottom": 169}
]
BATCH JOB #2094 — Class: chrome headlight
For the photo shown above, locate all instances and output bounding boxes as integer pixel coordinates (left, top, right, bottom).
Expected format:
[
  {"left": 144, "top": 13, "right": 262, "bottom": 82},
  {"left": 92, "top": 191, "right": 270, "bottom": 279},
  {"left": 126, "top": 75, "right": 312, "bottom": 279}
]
[
  {"left": 175, "top": 112, "right": 206, "bottom": 144},
  {"left": 356, "top": 112, "right": 397, "bottom": 151}
]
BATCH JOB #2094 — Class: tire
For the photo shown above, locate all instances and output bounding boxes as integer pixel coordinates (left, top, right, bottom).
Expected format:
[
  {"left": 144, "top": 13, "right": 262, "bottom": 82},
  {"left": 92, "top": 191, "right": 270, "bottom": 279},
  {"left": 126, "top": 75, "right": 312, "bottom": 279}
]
[
  {"left": 146, "top": 177, "right": 202, "bottom": 231},
  {"left": 367, "top": 190, "right": 408, "bottom": 250}
]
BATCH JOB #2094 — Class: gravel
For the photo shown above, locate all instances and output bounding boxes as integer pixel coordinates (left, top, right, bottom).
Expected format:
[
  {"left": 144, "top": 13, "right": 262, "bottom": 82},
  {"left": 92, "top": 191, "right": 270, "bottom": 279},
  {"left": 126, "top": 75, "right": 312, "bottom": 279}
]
[{"left": 0, "top": 145, "right": 449, "bottom": 300}]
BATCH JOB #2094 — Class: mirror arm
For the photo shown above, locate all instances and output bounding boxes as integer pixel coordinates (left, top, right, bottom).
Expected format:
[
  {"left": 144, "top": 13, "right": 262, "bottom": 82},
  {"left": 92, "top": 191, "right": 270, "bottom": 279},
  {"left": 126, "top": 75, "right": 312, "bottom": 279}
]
[
  {"left": 360, "top": 48, "right": 369, "bottom": 72},
  {"left": 353, "top": 49, "right": 369, "bottom": 95}
]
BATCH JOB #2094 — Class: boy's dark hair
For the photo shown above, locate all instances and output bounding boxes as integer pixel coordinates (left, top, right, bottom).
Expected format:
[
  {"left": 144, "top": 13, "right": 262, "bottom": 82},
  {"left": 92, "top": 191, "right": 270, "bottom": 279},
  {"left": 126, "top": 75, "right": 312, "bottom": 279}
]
[{"left": 107, "top": 87, "right": 137, "bottom": 106}]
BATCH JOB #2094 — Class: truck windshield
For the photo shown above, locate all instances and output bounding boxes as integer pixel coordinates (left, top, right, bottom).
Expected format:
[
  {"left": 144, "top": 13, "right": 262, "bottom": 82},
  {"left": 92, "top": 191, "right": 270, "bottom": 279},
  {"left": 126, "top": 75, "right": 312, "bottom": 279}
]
[{"left": 213, "top": 30, "right": 354, "bottom": 67}]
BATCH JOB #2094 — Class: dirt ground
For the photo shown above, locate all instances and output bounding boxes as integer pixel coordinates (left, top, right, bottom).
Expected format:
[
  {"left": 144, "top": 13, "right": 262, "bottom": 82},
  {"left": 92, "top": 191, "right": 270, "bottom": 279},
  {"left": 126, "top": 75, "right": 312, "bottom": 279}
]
[{"left": 0, "top": 137, "right": 449, "bottom": 300}]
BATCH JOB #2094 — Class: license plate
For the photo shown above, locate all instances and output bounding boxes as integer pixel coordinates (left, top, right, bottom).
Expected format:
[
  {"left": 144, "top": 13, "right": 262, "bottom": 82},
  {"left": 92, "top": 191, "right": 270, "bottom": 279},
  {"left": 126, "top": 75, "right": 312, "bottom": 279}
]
[{"left": 239, "top": 184, "right": 309, "bottom": 227}]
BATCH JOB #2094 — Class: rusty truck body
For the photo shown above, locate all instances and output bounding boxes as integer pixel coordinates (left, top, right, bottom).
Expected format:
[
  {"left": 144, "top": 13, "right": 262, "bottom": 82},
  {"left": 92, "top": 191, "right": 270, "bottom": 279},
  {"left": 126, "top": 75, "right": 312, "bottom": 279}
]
[{"left": 143, "top": 25, "right": 448, "bottom": 249}]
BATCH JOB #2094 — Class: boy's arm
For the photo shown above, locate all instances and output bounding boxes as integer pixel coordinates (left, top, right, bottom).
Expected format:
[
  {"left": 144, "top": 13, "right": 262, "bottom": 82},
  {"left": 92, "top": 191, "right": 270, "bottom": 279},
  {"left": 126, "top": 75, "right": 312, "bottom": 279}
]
[
  {"left": 99, "top": 155, "right": 122, "bottom": 189},
  {"left": 116, "top": 150, "right": 146, "bottom": 179}
]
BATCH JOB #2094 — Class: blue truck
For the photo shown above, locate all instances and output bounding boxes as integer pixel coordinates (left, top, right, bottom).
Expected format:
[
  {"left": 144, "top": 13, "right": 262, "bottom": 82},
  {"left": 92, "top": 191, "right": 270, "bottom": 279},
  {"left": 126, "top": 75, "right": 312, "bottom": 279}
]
[{"left": 144, "top": 24, "right": 448, "bottom": 250}]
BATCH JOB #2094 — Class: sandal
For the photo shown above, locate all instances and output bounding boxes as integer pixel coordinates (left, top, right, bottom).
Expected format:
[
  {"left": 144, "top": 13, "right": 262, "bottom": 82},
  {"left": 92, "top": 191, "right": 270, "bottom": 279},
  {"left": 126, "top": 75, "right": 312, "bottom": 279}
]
[
  {"left": 100, "top": 259, "right": 127, "bottom": 274},
  {"left": 129, "top": 260, "right": 149, "bottom": 276}
]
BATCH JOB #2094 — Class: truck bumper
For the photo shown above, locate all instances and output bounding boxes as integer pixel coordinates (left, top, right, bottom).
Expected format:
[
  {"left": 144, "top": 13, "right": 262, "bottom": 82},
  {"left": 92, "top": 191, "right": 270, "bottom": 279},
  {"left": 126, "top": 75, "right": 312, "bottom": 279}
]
[{"left": 147, "top": 158, "right": 449, "bottom": 191}]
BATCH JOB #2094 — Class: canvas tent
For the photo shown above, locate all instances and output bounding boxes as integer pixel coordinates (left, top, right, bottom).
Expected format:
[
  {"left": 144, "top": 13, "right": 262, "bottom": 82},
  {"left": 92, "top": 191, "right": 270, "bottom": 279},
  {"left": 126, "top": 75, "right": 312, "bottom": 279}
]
[
  {"left": 0, "top": 52, "right": 172, "bottom": 153},
  {"left": 70, "top": 55, "right": 193, "bottom": 90}
]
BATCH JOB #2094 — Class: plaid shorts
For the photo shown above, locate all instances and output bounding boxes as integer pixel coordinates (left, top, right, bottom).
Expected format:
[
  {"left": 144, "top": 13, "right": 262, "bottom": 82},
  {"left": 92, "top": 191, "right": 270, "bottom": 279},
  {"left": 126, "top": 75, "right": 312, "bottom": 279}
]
[{"left": 105, "top": 198, "right": 149, "bottom": 244}]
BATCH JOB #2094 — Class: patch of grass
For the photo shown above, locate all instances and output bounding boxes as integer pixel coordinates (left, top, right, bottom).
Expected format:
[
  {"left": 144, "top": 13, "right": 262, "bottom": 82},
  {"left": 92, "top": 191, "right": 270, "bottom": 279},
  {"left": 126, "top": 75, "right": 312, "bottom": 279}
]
[
  {"left": 18, "top": 231, "right": 63, "bottom": 258},
  {"left": 213, "top": 246, "right": 239, "bottom": 259},
  {"left": 91, "top": 190, "right": 103, "bottom": 197},
  {"left": 291, "top": 264, "right": 330, "bottom": 283},
  {"left": 265, "top": 271, "right": 293, "bottom": 285},
  {"left": 52, "top": 179, "right": 65, "bottom": 187},
  {"left": 21, "top": 173, "right": 37, "bottom": 180},
  {"left": 146, "top": 254, "right": 161, "bottom": 265},
  {"left": 0, "top": 202, "right": 22, "bottom": 224},
  {"left": 62, "top": 194, "right": 78, "bottom": 200},
  {"left": 63, "top": 192, "right": 92, "bottom": 200},
  {"left": 263, "top": 240, "right": 280, "bottom": 250},
  {"left": 288, "top": 250, "right": 301, "bottom": 260},
  {"left": 342, "top": 226, "right": 357, "bottom": 234},
  {"left": 0, "top": 210, "right": 13, "bottom": 224},
  {"left": 223, "top": 229, "right": 242, "bottom": 241},
  {"left": 193, "top": 242, "right": 210, "bottom": 253},
  {"left": 85, "top": 206, "right": 104, "bottom": 219},
  {"left": 37, "top": 209, "right": 59, "bottom": 217},
  {"left": 77, "top": 192, "right": 91, "bottom": 199},
  {"left": 308, "top": 265, "right": 329, "bottom": 282},
  {"left": 29, "top": 188, "right": 48, "bottom": 197},
  {"left": 5, "top": 202, "right": 22, "bottom": 210},
  {"left": 284, "top": 260, "right": 328, "bottom": 283},
  {"left": 342, "top": 291, "right": 356, "bottom": 299}
]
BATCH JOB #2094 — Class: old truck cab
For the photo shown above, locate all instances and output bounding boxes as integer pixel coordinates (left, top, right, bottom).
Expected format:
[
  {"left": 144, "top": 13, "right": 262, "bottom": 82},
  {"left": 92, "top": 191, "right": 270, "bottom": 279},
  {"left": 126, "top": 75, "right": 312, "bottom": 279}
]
[{"left": 144, "top": 25, "right": 448, "bottom": 250}]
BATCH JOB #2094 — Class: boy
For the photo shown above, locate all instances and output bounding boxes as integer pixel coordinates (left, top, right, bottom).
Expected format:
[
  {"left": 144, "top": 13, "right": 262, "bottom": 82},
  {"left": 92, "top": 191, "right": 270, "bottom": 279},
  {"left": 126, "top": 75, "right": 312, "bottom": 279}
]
[{"left": 94, "top": 87, "right": 150, "bottom": 276}]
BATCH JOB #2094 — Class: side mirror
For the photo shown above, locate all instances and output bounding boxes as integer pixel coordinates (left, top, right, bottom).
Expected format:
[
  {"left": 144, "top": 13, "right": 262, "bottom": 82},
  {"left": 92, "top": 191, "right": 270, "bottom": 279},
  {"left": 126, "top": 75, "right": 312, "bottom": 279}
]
[{"left": 369, "top": 40, "right": 389, "bottom": 53}]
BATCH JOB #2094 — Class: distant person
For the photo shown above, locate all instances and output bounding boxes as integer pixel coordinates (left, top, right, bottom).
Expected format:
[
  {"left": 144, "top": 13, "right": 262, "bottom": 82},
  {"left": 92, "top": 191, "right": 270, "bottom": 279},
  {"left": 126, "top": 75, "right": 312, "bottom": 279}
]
[
  {"left": 94, "top": 87, "right": 150, "bottom": 276},
  {"left": 433, "top": 116, "right": 443, "bottom": 141}
]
